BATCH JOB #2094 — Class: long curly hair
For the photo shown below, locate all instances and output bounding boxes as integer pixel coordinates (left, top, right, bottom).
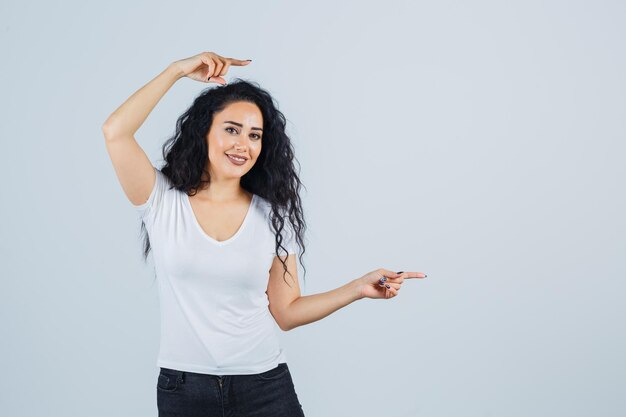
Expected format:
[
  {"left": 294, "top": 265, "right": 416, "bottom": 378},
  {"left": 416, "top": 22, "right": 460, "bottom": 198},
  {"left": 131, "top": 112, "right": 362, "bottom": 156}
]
[{"left": 139, "top": 78, "right": 307, "bottom": 289}]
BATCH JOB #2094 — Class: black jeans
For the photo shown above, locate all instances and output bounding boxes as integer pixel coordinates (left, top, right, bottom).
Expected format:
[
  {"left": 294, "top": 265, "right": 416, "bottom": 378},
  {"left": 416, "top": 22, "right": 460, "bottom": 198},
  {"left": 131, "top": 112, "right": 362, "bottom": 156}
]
[{"left": 156, "top": 362, "right": 306, "bottom": 416}]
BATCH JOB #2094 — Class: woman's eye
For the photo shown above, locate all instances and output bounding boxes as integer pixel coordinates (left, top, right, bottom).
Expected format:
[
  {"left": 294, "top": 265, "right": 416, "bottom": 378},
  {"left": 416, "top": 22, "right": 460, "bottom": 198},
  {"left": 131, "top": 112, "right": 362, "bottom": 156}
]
[{"left": 226, "top": 127, "right": 261, "bottom": 140}]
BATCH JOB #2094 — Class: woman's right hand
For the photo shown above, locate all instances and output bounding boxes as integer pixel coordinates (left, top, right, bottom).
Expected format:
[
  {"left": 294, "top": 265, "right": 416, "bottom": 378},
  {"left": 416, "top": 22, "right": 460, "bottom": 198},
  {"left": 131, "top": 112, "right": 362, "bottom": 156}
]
[{"left": 171, "top": 51, "right": 251, "bottom": 84}]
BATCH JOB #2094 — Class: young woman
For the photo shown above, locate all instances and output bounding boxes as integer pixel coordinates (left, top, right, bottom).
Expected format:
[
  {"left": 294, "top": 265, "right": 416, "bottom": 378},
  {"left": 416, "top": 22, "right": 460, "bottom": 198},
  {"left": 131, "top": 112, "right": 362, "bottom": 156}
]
[{"left": 102, "top": 51, "right": 426, "bottom": 416}]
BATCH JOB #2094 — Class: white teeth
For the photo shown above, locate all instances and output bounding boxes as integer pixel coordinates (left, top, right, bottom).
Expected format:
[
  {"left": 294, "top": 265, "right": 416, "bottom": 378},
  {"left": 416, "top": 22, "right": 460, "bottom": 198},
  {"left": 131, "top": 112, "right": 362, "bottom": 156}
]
[{"left": 227, "top": 154, "right": 245, "bottom": 162}]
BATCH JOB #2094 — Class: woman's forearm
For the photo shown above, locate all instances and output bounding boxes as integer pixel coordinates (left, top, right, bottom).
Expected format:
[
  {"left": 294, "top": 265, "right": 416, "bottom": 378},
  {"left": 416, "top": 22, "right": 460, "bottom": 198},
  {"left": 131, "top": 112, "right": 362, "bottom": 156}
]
[
  {"left": 102, "top": 63, "right": 184, "bottom": 138},
  {"left": 283, "top": 279, "right": 362, "bottom": 331}
]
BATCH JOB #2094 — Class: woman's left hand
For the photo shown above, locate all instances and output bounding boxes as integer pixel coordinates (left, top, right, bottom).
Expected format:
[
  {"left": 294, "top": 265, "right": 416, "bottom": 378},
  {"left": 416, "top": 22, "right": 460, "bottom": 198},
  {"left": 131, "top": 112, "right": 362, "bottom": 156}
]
[{"left": 355, "top": 268, "right": 427, "bottom": 300}]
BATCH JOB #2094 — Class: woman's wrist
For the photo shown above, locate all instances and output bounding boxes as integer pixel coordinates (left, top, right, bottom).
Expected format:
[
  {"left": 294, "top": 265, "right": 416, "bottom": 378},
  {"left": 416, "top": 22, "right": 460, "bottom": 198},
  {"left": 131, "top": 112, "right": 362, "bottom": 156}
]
[
  {"left": 166, "top": 62, "right": 185, "bottom": 80},
  {"left": 351, "top": 278, "right": 365, "bottom": 301}
]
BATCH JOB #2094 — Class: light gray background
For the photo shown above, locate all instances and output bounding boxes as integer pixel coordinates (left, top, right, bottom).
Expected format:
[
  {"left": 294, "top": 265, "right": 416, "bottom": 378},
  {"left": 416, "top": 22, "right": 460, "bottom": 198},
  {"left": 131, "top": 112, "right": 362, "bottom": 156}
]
[{"left": 1, "top": 1, "right": 624, "bottom": 416}]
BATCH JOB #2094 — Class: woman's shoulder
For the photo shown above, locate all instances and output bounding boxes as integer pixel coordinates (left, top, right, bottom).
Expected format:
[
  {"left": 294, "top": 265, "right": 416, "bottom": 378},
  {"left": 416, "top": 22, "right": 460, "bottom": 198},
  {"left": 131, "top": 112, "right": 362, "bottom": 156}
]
[
  {"left": 254, "top": 195, "right": 293, "bottom": 223},
  {"left": 254, "top": 194, "right": 271, "bottom": 214}
]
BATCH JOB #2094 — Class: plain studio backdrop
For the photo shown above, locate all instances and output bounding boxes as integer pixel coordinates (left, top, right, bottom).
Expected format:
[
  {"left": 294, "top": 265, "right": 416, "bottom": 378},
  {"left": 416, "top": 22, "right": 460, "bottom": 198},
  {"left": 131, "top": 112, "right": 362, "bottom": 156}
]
[{"left": 1, "top": 1, "right": 624, "bottom": 416}]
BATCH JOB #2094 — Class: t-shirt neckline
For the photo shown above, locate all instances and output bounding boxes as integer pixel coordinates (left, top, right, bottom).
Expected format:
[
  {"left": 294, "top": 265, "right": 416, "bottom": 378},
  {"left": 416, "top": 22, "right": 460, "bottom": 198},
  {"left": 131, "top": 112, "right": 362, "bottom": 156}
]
[{"left": 183, "top": 192, "right": 256, "bottom": 246}]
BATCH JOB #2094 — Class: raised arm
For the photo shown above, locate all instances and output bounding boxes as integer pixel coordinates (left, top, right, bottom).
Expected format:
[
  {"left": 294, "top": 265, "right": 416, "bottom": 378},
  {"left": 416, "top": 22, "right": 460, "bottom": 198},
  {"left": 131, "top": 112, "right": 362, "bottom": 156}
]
[
  {"left": 102, "top": 64, "right": 184, "bottom": 139},
  {"left": 101, "top": 63, "right": 183, "bottom": 206},
  {"left": 101, "top": 51, "right": 249, "bottom": 206}
]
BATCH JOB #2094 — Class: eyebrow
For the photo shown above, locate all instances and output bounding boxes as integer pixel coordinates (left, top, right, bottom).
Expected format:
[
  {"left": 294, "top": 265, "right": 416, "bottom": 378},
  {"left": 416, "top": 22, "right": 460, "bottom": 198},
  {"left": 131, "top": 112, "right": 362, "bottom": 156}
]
[{"left": 223, "top": 121, "right": 263, "bottom": 132}]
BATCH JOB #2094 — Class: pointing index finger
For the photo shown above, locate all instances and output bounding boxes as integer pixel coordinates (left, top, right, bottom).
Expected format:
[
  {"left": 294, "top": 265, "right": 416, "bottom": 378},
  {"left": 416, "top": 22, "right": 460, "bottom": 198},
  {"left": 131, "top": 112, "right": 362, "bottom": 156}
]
[
  {"left": 396, "top": 271, "right": 427, "bottom": 279},
  {"left": 406, "top": 272, "right": 428, "bottom": 278},
  {"left": 228, "top": 58, "right": 252, "bottom": 66}
]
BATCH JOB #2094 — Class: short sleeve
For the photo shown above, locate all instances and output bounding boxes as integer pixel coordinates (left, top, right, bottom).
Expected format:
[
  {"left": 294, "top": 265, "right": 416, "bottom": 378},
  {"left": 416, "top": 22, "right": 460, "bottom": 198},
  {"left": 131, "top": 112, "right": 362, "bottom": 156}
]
[{"left": 131, "top": 166, "right": 169, "bottom": 222}]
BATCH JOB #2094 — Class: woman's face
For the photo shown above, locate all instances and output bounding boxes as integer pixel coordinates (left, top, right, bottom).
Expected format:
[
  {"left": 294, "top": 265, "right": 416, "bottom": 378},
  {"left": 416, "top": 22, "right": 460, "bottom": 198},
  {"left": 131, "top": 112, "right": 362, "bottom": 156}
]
[{"left": 206, "top": 101, "right": 263, "bottom": 180}]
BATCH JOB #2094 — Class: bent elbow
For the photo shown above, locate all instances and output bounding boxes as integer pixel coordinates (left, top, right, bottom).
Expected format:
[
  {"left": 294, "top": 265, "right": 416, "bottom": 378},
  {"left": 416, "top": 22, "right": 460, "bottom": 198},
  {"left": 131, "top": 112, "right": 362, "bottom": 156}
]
[{"left": 278, "top": 319, "right": 293, "bottom": 332}]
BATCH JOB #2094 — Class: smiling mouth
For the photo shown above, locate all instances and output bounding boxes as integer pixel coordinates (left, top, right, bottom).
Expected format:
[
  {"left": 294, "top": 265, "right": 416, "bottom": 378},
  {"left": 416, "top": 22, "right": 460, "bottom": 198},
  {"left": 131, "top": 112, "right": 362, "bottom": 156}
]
[
  {"left": 227, "top": 154, "right": 246, "bottom": 161},
  {"left": 226, "top": 153, "right": 248, "bottom": 165}
]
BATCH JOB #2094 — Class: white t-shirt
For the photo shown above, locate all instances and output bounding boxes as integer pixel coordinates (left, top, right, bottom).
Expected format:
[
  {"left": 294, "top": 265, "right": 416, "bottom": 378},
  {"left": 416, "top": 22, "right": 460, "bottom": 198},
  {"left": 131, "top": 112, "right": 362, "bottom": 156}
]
[{"left": 131, "top": 166, "right": 296, "bottom": 375}]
